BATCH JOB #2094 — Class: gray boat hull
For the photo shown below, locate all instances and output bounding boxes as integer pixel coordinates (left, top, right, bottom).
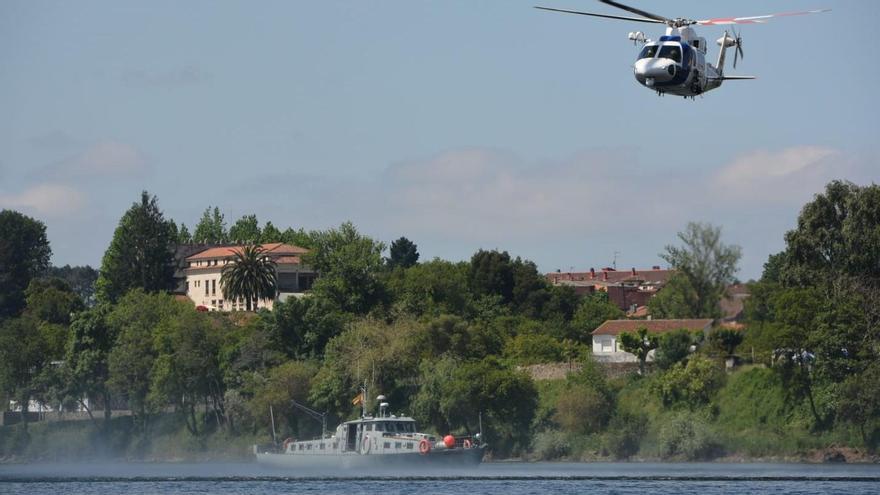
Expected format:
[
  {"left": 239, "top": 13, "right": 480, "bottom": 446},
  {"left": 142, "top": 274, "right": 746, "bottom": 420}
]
[{"left": 256, "top": 446, "right": 486, "bottom": 471}]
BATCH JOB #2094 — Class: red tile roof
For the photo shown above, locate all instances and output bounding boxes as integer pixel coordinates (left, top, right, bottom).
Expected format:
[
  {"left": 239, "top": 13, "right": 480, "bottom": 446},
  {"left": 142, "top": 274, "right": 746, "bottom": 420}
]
[
  {"left": 186, "top": 243, "right": 308, "bottom": 261},
  {"left": 547, "top": 268, "right": 675, "bottom": 286},
  {"left": 592, "top": 319, "right": 713, "bottom": 336}
]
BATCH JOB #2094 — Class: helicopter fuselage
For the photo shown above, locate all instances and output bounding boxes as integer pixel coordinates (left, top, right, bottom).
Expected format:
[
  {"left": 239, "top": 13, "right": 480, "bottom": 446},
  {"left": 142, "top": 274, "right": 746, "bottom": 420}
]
[{"left": 631, "top": 26, "right": 724, "bottom": 97}]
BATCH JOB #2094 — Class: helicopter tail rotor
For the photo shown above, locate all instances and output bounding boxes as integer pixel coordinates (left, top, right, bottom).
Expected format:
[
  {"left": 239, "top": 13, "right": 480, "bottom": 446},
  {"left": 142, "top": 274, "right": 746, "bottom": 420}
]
[{"left": 732, "top": 28, "right": 744, "bottom": 69}]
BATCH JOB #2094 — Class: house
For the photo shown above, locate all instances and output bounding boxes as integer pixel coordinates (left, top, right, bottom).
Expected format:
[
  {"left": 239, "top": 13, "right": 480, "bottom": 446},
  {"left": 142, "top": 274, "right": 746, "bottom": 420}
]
[
  {"left": 720, "top": 283, "right": 750, "bottom": 328},
  {"left": 184, "top": 242, "right": 317, "bottom": 311},
  {"left": 591, "top": 318, "right": 713, "bottom": 362},
  {"left": 547, "top": 266, "right": 675, "bottom": 313}
]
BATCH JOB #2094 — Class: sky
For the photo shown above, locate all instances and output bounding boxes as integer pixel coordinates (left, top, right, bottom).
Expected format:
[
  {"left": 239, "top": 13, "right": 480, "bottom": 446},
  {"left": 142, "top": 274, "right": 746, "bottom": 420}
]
[{"left": 1, "top": 0, "right": 878, "bottom": 280}]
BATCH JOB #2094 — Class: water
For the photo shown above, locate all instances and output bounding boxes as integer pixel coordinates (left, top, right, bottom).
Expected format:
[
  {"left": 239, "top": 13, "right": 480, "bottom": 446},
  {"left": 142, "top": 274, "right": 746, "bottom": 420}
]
[{"left": 1, "top": 462, "right": 878, "bottom": 495}]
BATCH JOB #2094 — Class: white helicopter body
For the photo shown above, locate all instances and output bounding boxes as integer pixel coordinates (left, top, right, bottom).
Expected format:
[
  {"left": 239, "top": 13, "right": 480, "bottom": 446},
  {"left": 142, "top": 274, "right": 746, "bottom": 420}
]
[{"left": 537, "top": 1, "right": 829, "bottom": 98}]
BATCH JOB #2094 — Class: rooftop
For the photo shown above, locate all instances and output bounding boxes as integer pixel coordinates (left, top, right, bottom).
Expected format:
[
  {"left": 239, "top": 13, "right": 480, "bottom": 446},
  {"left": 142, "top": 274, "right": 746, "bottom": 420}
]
[
  {"left": 186, "top": 242, "right": 308, "bottom": 261},
  {"left": 592, "top": 318, "right": 713, "bottom": 336}
]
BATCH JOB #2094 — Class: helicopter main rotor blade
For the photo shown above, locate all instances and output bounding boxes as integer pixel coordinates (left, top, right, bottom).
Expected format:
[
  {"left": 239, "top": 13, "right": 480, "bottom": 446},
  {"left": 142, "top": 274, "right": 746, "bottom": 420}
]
[
  {"left": 697, "top": 9, "right": 830, "bottom": 26},
  {"left": 534, "top": 6, "right": 664, "bottom": 24},
  {"left": 598, "top": 0, "right": 671, "bottom": 24}
]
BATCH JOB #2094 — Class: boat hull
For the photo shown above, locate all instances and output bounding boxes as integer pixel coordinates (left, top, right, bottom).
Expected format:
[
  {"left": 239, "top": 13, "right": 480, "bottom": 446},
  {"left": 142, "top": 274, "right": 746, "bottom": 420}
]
[{"left": 256, "top": 446, "right": 486, "bottom": 471}]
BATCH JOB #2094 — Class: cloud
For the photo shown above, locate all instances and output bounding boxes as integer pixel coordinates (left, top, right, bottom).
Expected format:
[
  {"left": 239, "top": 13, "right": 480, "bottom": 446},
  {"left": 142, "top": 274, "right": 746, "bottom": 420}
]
[
  {"left": 121, "top": 65, "right": 212, "bottom": 88},
  {"left": 39, "top": 141, "right": 149, "bottom": 179},
  {"left": 712, "top": 146, "right": 841, "bottom": 203},
  {"left": 0, "top": 184, "right": 86, "bottom": 217}
]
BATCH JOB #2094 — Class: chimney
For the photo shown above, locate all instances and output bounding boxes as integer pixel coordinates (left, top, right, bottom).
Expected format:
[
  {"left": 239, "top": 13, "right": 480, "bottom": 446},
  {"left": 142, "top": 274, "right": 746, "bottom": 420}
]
[
  {"left": 602, "top": 271, "right": 608, "bottom": 281},
  {"left": 590, "top": 268, "right": 595, "bottom": 279},
  {"left": 653, "top": 265, "right": 661, "bottom": 270},
  {"left": 631, "top": 267, "right": 637, "bottom": 276}
]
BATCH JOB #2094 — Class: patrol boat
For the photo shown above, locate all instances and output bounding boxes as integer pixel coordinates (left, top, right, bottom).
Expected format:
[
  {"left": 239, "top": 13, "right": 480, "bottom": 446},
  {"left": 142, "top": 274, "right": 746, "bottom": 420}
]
[{"left": 254, "top": 394, "right": 486, "bottom": 469}]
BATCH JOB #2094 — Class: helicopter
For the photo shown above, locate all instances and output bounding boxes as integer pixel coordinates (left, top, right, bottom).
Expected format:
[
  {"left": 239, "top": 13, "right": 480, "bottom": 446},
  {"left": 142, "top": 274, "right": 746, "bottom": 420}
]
[{"left": 536, "top": 0, "right": 829, "bottom": 98}]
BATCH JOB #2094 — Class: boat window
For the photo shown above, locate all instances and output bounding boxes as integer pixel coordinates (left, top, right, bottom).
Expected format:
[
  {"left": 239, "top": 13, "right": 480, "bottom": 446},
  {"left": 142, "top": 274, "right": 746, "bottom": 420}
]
[
  {"left": 658, "top": 45, "right": 682, "bottom": 63},
  {"left": 374, "top": 422, "right": 385, "bottom": 432},
  {"left": 384, "top": 442, "right": 391, "bottom": 449},
  {"left": 401, "top": 422, "right": 415, "bottom": 433},
  {"left": 638, "top": 45, "right": 658, "bottom": 59},
  {"left": 366, "top": 424, "right": 373, "bottom": 431}
]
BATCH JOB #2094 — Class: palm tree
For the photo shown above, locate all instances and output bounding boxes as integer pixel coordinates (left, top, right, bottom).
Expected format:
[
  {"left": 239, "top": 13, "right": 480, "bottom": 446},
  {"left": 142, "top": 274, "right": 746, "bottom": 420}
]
[{"left": 221, "top": 244, "right": 277, "bottom": 311}]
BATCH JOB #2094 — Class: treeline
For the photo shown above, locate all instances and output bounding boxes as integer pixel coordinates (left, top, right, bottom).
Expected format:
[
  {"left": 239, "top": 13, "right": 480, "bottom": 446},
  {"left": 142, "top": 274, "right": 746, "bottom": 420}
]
[{"left": 1, "top": 180, "right": 878, "bottom": 461}]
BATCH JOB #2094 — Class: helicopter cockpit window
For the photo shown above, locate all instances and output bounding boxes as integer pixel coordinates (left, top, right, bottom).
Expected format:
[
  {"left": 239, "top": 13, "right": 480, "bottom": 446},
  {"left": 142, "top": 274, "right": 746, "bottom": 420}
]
[
  {"left": 658, "top": 45, "right": 682, "bottom": 63},
  {"left": 638, "top": 45, "right": 658, "bottom": 59}
]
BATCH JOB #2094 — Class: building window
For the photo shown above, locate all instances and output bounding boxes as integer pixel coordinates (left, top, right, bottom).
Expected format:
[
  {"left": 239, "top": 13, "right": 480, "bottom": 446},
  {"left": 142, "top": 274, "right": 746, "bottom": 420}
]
[
  {"left": 211, "top": 279, "right": 216, "bottom": 295},
  {"left": 186, "top": 281, "right": 189, "bottom": 291},
  {"left": 205, "top": 282, "right": 209, "bottom": 296}
]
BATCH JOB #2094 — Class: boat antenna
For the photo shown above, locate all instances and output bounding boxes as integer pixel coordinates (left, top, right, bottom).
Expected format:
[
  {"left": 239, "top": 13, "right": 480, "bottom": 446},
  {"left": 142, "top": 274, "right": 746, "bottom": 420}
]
[
  {"left": 291, "top": 399, "right": 328, "bottom": 440},
  {"left": 361, "top": 381, "right": 368, "bottom": 419},
  {"left": 269, "top": 405, "right": 277, "bottom": 445}
]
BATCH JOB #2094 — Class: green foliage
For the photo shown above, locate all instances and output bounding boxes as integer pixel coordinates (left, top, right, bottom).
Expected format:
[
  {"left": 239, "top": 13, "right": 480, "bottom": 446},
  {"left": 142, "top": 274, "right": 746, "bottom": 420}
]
[
  {"left": 782, "top": 180, "right": 880, "bottom": 283},
  {"left": 175, "top": 222, "right": 193, "bottom": 244},
  {"left": 388, "top": 259, "right": 471, "bottom": 317},
  {"left": 43, "top": 265, "right": 99, "bottom": 307},
  {"left": 96, "top": 191, "right": 176, "bottom": 303},
  {"left": 220, "top": 244, "right": 278, "bottom": 311},
  {"left": 530, "top": 429, "right": 571, "bottom": 460},
  {"left": 618, "top": 327, "right": 658, "bottom": 375},
  {"left": 306, "top": 222, "right": 387, "bottom": 315},
  {"left": 106, "top": 290, "right": 182, "bottom": 421},
  {"left": 310, "top": 318, "right": 425, "bottom": 417},
  {"left": 654, "top": 329, "right": 694, "bottom": 370},
  {"left": 0, "top": 315, "right": 48, "bottom": 422},
  {"left": 25, "top": 277, "right": 84, "bottom": 326},
  {"left": 411, "top": 356, "right": 537, "bottom": 457},
  {"left": 658, "top": 222, "right": 742, "bottom": 318},
  {"left": 228, "top": 214, "right": 262, "bottom": 244},
  {"left": 837, "top": 361, "right": 880, "bottom": 451},
  {"left": 657, "top": 412, "right": 720, "bottom": 460},
  {"left": 260, "top": 221, "right": 283, "bottom": 243},
  {"left": 149, "top": 307, "right": 226, "bottom": 435},
  {"left": 553, "top": 382, "right": 611, "bottom": 434},
  {"left": 388, "top": 236, "right": 419, "bottom": 269},
  {"left": 570, "top": 292, "right": 624, "bottom": 344},
  {"left": 192, "top": 206, "right": 228, "bottom": 244},
  {"left": 647, "top": 273, "right": 698, "bottom": 319},
  {"left": 503, "top": 333, "right": 564, "bottom": 365},
  {"left": 654, "top": 356, "right": 725, "bottom": 408},
  {"left": 249, "top": 361, "right": 319, "bottom": 438},
  {"left": 603, "top": 412, "right": 647, "bottom": 459},
  {"left": 281, "top": 227, "right": 313, "bottom": 248},
  {"left": 0, "top": 209, "right": 52, "bottom": 319},
  {"left": 708, "top": 328, "right": 744, "bottom": 357},
  {"left": 66, "top": 305, "right": 116, "bottom": 423}
]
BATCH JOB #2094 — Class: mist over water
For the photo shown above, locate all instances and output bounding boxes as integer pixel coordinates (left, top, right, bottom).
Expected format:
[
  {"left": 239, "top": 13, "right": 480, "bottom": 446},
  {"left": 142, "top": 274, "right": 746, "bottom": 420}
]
[{"left": 1, "top": 462, "right": 878, "bottom": 495}]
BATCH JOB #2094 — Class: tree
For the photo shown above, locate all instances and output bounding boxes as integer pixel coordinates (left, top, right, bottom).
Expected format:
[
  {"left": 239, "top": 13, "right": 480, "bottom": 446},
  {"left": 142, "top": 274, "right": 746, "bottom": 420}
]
[
  {"left": 96, "top": 191, "right": 176, "bottom": 303},
  {"left": 708, "top": 328, "right": 744, "bottom": 357},
  {"left": 388, "top": 237, "right": 419, "bottom": 269},
  {"left": 837, "top": 361, "right": 880, "bottom": 451},
  {"left": 306, "top": 222, "right": 387, "bottom": 315},
  {"left": 468, "top": 250, "right": 514, "bottom": 304},
  {"left": 570, "top": 292, "right": 625, "bottom": 344},
  {"left": 654, "top": 329, "right": 694, "bottom": 370},
  {"left": 176, "top": 223, "right": 193, "bottom": 244},
  {"left": 781, "top": 181, "right": 880, "bottom": 284},
  {"left": 25, "top": 278, "right": 83, "bottom": 326},
  {"left": 65, "top": 306, "right": 116, "bottom": 427},
  {"left": 618, "top": 327, "right": 659, "bottom": 375},
  {"left": 260, "top": 221, "right": 283, "bottom": 243},
  {"left": 149, "top": 307, "right": 225, "bottom": 435},
  {"left": 654, "top": 356, "right": 726, "bottom": 408},
  {"left": 192, "top": 206, "right": 228, "bottom": 244},
  {"left": 0, "top": 315, "right": 48, "bottom": 428},
  {"left": 107, "top": 290, "right": 181, "bottom": 426},
  {"left": 43, "top": 265, "right": 99, "bottom": 307},
  {"left": 658, "top": 222, "right": 742, "bottom": 319},
  {"left": 229, "top": 214, "right": 262, "bottom": 244},
  {"left": 388, "top": 259, "right": 471, "bottom": 317},
  {"left": 281, "top": 227, "right": 313, "bottom": 248},
  {"left": 0, "top": 210, "right": 52, "bottom": 319},
  {"left": 221, "top": 245, "right": 278, "bottom": 311}
]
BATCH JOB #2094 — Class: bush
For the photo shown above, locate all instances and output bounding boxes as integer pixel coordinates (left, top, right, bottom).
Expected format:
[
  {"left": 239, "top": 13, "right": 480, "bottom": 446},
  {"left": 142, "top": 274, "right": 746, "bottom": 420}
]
[
  {"left": 657, "top": 413, "right": 721, "bottom": 460},
  {"left": 530, "top": 429, "right": 571, "bottom": 460},
  {"left": 502, "top": 333, "right": 563, "bottom": 365},
  {"left": 553, "top": 382, "right": 611, "bottom": 434},
  {"left": 603, "top": 412, "right": 647, "bottom": 459},
  {"left": 654, "top": 330, "right": 694, "bottom": 370},
  {"left": 654, "top": 356, "right": 725, "bottom": 408}
]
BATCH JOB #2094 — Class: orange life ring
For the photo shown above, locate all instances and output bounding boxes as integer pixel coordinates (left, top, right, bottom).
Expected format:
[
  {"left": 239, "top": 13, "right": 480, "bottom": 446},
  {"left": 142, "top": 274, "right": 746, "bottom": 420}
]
[
  {"left": 282, "top": 438, "right": 295, "bottom": 452},
  {"left": 418, "top": 438, "right": 431, "bottom": 455},
  {"left": 463, "top": 439, "right": 472, "bottom": 449}
]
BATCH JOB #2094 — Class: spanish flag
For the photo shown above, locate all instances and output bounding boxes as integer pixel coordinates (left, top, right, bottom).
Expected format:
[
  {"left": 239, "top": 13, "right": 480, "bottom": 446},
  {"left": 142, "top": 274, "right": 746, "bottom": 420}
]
[{"left": 352, "top": 392, "right": 364, "bottom": 406}]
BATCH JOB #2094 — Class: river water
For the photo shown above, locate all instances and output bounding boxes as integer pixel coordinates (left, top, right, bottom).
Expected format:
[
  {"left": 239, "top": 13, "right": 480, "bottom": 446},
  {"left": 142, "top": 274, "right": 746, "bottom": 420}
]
[{"left": 1, "top": 461, "right": 878, "bottom": 494}]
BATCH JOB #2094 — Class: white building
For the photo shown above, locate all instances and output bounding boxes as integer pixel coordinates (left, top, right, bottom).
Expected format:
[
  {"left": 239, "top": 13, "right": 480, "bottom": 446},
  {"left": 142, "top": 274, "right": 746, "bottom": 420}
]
[
  {"left": 591, "top": 319, "right": 713, "bottom": 362},
  {"left": 184, "top": 242, "right": 317, "bottom": 311}
]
